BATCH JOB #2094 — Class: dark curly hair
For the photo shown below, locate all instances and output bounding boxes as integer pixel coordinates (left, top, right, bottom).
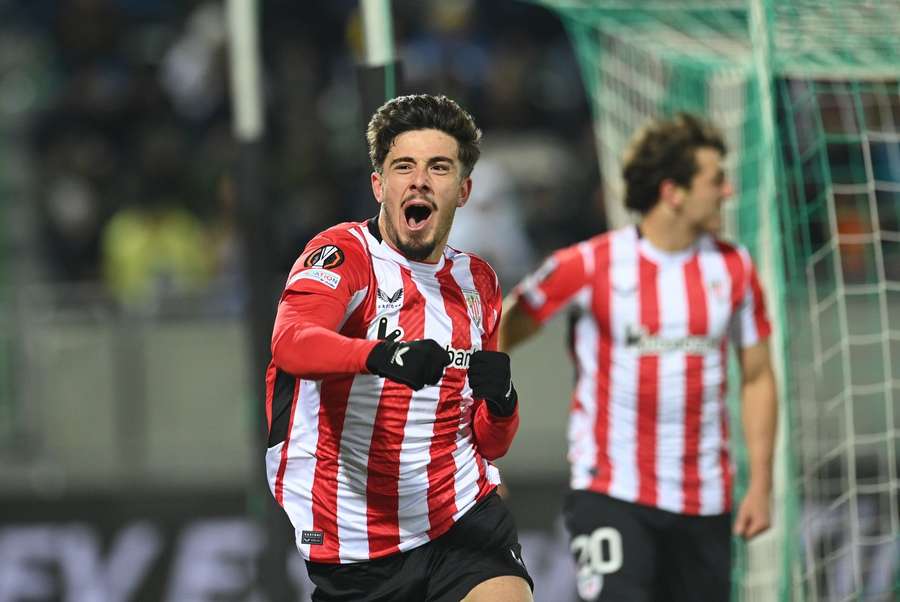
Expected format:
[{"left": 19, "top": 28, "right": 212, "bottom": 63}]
[
  {"left": 366, "top": 94, "right": 482, "bottom": 178},
  {"left": 622, "top": 113, "right": 727, "bottom": 214}
]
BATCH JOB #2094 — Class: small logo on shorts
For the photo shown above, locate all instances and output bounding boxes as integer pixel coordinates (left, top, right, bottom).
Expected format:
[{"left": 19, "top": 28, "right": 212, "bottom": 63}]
[
  {"left": 577, "top": 572, "right": 603, "bottom": 600},
  {"left": 301, "top": 530, "right": 324, "bottom": 545},
  {"left": 509, "top": 544, "right": 526, "bottom": 569}
]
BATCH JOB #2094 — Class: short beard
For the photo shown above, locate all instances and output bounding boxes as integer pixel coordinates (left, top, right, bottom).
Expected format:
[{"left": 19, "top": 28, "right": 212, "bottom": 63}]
[
  {"left": 395, "top": 238, "right": 436, "bottom": 262},
  {"left": 381, "top": 213, "right": 436, "bottom": 261}
]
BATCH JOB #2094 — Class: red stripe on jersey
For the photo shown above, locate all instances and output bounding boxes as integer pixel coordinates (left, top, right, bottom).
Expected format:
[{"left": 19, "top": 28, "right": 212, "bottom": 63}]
[
  {"left": 366, "top": 267, "right": 424, "bottom": 557},
  {"left": 274, "top": 378, "right": 301, "bottom": 506},
  {"left": 682, "top": 256, "right": 708, "bottom": 515},
  {"left": 749, "top": 267, "right": 772, "bottom": 339},
  {"left": 719, "top": 341, "right": 733, "bottom": 510},
  {"left": 428, "top": 260, "right": 469, "bottom": 538},
  {"left": 309, "top": 375, "right": 355, "bottom": 562},
  {"left": 590, "top": 237, "right": 613, "bottom": 492},
  {"left": 637, "top": 255, "right": 660, "bottom": 507}
]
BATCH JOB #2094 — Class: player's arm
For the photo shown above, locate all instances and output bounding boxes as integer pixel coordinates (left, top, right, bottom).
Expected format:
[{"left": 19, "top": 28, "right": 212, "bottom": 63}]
[
  {"left": 499, "top": 245, "right": 589, "bottom": 353},
  {"left": 469, "top": 349, "right": 519, "bottom": 461},
  {"left": 733, "top": 339, "right": 778, "bottom": 539},
  {"left": 732, "top": 257, "right": 778, "bottom": 539},
  {"left": 271, "top": 292, "right": 377, "bottom": 378},
  {"left": 271, "top": 236, "right": 449, "bottom": 389},
  {"left": 498, "top": 295, "right": 541, "bottom": 352}
]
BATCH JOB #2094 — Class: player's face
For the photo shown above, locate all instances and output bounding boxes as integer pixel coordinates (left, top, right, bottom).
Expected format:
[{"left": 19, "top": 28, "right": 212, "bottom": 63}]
[
  {"left": 372, "top": 128, "right": 471, "bottom": 262},
  {"left": 682, "top": 147, "right": 733, "bottom": 235}
]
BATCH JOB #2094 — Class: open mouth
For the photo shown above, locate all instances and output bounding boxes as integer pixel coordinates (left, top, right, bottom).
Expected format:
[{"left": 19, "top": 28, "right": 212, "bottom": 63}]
[{"left": 403, "top": 203, "right": 433, "bottom": 231}]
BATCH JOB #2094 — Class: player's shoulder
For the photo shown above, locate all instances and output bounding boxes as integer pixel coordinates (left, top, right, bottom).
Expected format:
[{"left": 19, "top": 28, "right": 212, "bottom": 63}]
[
  {"left": 706, "top": 234, "right": 752, "bottom": 263},
  {"left": 303, "top": 221, "right": 369, "bottom": 258},
  {"left": 313, "top": 221, "right": 369, "bottom": 247},
  {"left": 448, "top": 246, "right": 494, "bottom": 272},
  {"left": 289, "top": 221, "right": 371, "bottom": 277},
  {"left": 550, "top": 228, "right": 619, "bottom": 267},
  {"left": 446, "top": 246, "right": 501, "bottom": 293}
]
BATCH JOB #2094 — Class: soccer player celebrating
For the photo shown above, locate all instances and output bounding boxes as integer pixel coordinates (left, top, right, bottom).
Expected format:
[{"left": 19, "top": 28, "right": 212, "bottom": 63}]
[
  {"left": 265, "top": 94, "right": 533, "bottom": 602},
  {"left": 500, "top": 113, "right": 778, "bottom": 601}
]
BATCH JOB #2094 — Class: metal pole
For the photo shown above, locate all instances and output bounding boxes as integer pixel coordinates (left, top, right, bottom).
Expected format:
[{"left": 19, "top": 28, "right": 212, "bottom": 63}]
[{"left": 358, "top": 0, "right": 401, "bottom": 122}]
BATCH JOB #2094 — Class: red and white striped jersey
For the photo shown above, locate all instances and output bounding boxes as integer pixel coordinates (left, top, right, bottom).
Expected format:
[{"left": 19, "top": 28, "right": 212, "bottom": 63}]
[
  {"left": 265, "top": 219, "right": 509, "bottom": 563},
  {"left": 516, "top": 225, "right": 771, "bottom": 515}
]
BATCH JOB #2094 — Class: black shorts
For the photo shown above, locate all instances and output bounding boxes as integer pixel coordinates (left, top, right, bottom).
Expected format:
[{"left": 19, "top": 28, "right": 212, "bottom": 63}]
[
  {"left": 306, "top": 491, "right": 533, "bottom": 602},
  {"left": 563, "top": 490, "right": 731, "bottom": 602}
]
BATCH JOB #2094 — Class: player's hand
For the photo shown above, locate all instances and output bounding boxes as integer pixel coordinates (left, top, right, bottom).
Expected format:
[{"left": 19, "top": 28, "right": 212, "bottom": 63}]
[
  {"left": 468, "top": 350, "right": 518, "bottom": 417},
  {"left": 732, "top": 486, "right": 771, "bottom": 539},
  {"left": 366, "top": 337, "right": 451, "bottom": 390}
]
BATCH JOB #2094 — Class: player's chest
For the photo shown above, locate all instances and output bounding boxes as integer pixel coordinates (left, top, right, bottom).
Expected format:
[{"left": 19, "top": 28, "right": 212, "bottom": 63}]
[
  {"left": 364, "top": 262, "right": 485, "bottom": 344},
  {"left": 600, "top": 259, "right": 736, "bottom": 346}
]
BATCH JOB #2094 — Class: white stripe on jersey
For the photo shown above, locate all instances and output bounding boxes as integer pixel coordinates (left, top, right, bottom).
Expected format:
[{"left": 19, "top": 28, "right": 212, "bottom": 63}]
[
  {"left": 606, "top": 227, "right": 640, "bottom": 503},
  {"left": 334, "top": 373, "right": 384, "bottom": 562},
  {"left": 655, "top": 264, "right": 688, "bottom": 513},
  {"left": 568, "top": 285, "right": 599, "bottom": 490},
  {"left": 396, "top": 262, "right": 445, "bottom": 549},
  {"left": 272, "top": 379, "right": 321, "bottom": 559}
]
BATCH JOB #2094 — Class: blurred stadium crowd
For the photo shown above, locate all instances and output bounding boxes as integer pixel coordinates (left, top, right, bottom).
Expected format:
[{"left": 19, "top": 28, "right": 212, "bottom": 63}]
[{"left": 0, "top": 0, "right": 605, "bottom": 311}]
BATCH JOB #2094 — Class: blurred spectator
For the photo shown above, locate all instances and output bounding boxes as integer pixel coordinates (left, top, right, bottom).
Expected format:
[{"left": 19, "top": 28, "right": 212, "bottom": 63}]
[
  {"left": 102, "top": 197, "right": 213, "bottom": 309},
  {"left": 11, "top": 0, "right": 598, "bottom": 306},
  {"left": 448, "top": 157, "right": 535, "bottom": 287},
  {"left": 101, "top": 118, "right": 214, "bottom": 308},
  {"left": 160, "top": 1, "right": 227, "bottom": 124}
]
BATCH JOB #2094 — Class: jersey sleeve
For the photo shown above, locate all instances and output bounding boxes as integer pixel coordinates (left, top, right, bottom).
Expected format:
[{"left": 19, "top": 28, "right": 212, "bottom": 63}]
[
  {"left": 513, "top": 243, "right": 590, "bottom": 325},
  {"left": 271, "top": 227, "right": 378, "bottom": 378},
  {"left": 281, "top": 229, "right": 369, "bottom": 305},
  {"left": 729, "top": 251, "right": 772, "bottom": 348}
]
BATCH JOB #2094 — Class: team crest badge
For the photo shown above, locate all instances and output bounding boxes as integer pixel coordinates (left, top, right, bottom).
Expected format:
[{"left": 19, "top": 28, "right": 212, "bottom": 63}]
[{"left": 462, "top": 289, "right": 483, "bottom": 329}]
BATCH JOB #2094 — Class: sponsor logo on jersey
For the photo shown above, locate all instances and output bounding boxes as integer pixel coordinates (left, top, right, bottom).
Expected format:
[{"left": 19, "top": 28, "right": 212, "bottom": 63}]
[
  {"left": 461, "top": 288, "right": 483, "bottom": 330},
  {"left": 625, "top": 325, "right": 718, "bottom": 353},
  {"left": 446, "top": 344, "right": 474, "bottom": 368},
  {"left": 376, "top": 287, "right": 403, "bottom": 310},
  {"left": 304, "top": 245, "right": 345, "bottom": 269},
  {"left": 301, "top": 530, "right": 324, "bottom": 545},
  {"left": 293, "top": 268, "right": 341, "bottom": 290}
]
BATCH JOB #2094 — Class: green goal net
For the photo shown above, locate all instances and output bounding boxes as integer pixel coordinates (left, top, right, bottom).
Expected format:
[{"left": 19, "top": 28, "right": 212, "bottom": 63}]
[{"left": 531, "top": 1, "right": 900, "bottom": 600}]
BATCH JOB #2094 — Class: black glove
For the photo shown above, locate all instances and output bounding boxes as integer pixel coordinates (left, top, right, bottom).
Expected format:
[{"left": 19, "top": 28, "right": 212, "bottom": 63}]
[
  {"left": 366, "top": 338, "right": 451, "bottom": 390},
  {"left": 468, "top": 350, "right": 518, "bottom": 417}
]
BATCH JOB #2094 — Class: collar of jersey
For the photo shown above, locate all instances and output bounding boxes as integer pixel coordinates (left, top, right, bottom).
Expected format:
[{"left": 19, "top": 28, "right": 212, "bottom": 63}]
[
  {"left": 365, "top": 217, "right": 447, "bottom": 273},
  {"left": 634, "top": 225, "right": 706, "bottom": 266}
]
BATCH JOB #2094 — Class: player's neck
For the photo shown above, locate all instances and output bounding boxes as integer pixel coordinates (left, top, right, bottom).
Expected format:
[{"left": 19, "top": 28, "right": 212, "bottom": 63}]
[{"left": 638, "top": 209, "right": 701, "bottom": 252}]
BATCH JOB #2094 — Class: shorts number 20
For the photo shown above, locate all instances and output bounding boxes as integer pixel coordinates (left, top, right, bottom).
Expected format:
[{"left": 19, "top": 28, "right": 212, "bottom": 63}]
[{"left": 571, "top": 527, "right": 624, "bottom": 574}]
